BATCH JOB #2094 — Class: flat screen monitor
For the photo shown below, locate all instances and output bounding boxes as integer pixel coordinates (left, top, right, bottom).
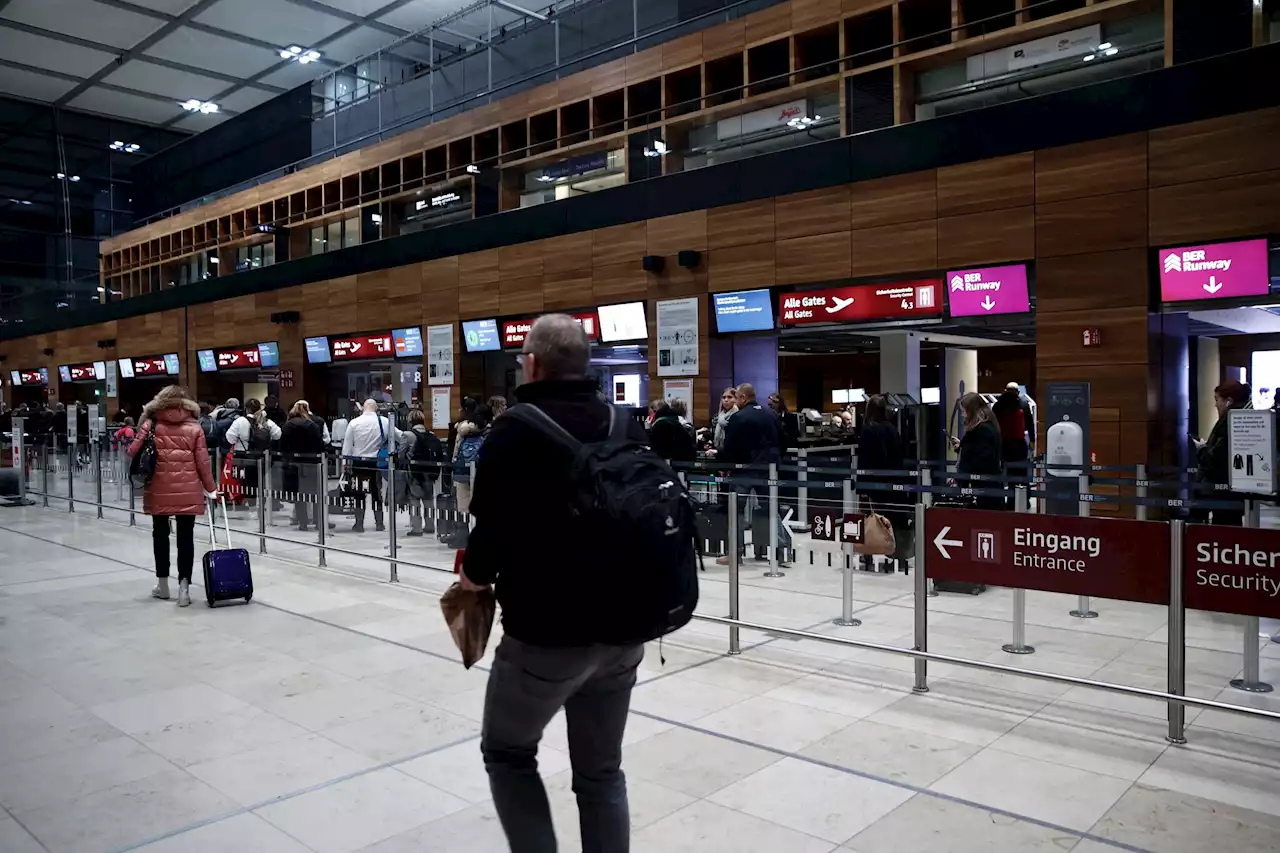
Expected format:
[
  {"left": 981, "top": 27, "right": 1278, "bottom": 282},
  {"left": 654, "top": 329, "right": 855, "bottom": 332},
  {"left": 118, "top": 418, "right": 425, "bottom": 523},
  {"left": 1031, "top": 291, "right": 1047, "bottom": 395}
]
[
  {"left": 305, "top": 337, "right": 331, "bottom": 364},
  {"left": 58, "top": 366, "right": 72, "bottom": 382},
  {"left": 9, "top": 370, "right": 18, "bottom": 386},
  {"left": 921, "top": 387, "right": 941, "bottom": 404},
  {"left": 462, "top": 319, "right": 501, "bottom": 353},
  {"left": 164, "top": 354, "right": 180, "bottom": 375},
  {"left": 713, "top": 290, "right": 774, "bottom": 333},
  {"left": 848, "top": 388, "right": 867, "bottom": 403},
  {"left": 831, "top": 389, "right": 850, "bottom": 404},
  {"left": 93, "top": 361, "right": 106, "bottom": 380},
  {"left": 1251, "top": 351, "right": 1280, "bottom": 410},
  {"left": 257, "top": 341, "right": 280, "bottom": 368},
  {"left": 393, "top": 327, "right": 423, "bottom": 358},
  {"left": 117, "top": 358, "right": 135, "bottom": 379},
  {"left": 197, "top": 350, "right": 217, "bottom": 372},
  {"left": 598, "top": 302, "right": 648, "bottom": 342}
]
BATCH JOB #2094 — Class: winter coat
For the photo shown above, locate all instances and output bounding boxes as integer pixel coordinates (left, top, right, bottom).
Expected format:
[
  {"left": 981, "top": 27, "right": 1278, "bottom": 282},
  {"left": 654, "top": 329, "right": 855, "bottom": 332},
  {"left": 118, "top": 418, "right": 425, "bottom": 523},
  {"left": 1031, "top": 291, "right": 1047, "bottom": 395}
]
[{"left": 128, "top": 397, "right": 216, "bottom": 516}]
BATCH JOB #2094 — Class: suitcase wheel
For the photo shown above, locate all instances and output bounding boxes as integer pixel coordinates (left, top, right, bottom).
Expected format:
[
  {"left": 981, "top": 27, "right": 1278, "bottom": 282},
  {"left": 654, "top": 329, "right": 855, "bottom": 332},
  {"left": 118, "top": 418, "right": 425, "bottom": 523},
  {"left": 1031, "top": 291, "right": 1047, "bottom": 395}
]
[{"left": 244, "top": 594, "right": 252, "bottom": 603}]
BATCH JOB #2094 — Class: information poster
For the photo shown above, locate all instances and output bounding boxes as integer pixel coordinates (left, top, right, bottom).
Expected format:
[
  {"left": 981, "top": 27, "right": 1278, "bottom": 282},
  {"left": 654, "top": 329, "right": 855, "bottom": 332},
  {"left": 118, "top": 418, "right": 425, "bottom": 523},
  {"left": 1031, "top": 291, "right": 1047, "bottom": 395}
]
[
  {"left": 656, "top": 298, "right": 699, "bottom": 377},
  {"left": 1228, "top": 409, "right": 1276, "bottom": 496},
  {"left": 66, "top": 407, "right": 77, "bottom": 445},
  {"left": 427, "top": 324, "right": 455, "bottom": 387},
  {"left": 663, "top": 379, "right": 693, "bottom": 416},
  {"left": 431, "top": 386, "right": 451, "bottom": 430},
  {"left": 105, "top": 360, "right": 117, "bottom": 398}
]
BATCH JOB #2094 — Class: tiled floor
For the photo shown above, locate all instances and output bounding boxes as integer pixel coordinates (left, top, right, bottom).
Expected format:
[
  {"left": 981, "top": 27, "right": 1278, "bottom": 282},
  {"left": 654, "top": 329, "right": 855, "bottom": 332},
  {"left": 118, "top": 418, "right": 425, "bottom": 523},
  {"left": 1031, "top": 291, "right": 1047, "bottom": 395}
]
[{"left": 2, "top": 496, "right": 1280, "bottom": 853}]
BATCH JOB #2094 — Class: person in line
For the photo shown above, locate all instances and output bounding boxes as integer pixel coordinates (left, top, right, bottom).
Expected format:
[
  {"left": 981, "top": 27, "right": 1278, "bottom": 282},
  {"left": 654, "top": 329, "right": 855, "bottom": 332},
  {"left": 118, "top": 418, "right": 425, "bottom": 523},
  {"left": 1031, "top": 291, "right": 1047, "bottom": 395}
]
[
  {"left": 281, "top": 400, "right": 327, "bottom": 533},
  {"left": 452, "top": 404, "right": 491, "bottom": 519},
  {"left": 720, "top": 383, "right": 789, "bottom": 566},
  {"left": 953, "top": 391, "right": 1004, "bottom": 510},
  {"left": 127, "top": 385, "right": 218, "bottom": 607},
  {"left": 401, "top": 408, "right": 444, "bottom": 536},
  {"left": 711, "top": 386, "right": 738, "bottom": 454},
  {"left": 460, "top": 314, "right": 650, "bottom": 853},
  {"left": 341, "top": 398, "right": 404, "bottom": 533},
  {"left": 856, "top": 394, "right": 905, "bottom": 571},
  {"left": 1196, "top": 379, "right": 1251, "bottom": 527},
  {"left": 648, "top": 399, "right": 695, "bottom": 463},
  {"left": 263, "top": 395, "right": 288, "bottom": 429},
  {"left": 225, "top": 399, "right": 281, "bottom": 509},
  {"left": 487, "top": 395, "right": 508, "bottom": 419},
  {"left": 992, "top": 381, "right": 1034, "bottom": 481},
  {"left": 113, "top": 416, "right": 136, "bottom": 452},
  {"left": 768, "top": 392, "right": 800, "bottom": 452},
  {"left": 209, "top": 397, "right": 241, "bottom": 449}
]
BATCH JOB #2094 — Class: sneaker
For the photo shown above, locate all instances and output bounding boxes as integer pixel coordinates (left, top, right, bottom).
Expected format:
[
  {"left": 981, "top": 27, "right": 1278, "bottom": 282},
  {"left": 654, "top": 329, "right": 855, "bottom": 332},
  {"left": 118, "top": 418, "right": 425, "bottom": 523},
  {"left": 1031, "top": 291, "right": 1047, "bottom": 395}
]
[
  {"left": 177, "top": 580, "right": 191, "bottom": 608},
  {"left": 375, "top": 524, "right": 386, "bottom": 533},
  {"left": 406, "top": 530, "right": 423, "bottom": 537},
  {"left": 152, "top": 578, "right": 170, "bottom": 600},
  {"left": 351, "top": 524, "right": 364, "bottom": 533},
  {"left": 298, "top": 525, "right": 309, "bottom": 533}
]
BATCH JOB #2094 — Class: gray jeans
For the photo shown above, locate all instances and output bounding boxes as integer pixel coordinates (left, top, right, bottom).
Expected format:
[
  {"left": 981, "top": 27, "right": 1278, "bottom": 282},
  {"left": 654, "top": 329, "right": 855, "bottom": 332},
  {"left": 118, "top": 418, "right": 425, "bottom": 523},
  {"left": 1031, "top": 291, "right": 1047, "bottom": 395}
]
[{"left": 481, "top": 635, "right": 644, "bottom": 853}]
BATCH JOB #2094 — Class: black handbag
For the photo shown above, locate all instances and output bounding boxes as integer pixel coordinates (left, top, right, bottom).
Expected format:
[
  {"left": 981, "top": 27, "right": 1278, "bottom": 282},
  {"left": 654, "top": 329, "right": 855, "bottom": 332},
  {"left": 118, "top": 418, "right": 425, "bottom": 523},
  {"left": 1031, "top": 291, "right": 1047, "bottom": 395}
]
[{"left": 129, "top": 430, "right": 157, "bottom": 488}]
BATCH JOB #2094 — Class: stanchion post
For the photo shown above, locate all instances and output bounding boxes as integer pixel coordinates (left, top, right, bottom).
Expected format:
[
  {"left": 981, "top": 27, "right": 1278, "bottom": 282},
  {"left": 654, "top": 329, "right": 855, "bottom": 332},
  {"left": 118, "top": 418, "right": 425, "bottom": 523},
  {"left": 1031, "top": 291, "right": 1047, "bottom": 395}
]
[
  {"left": 94, "top": 442, "right": 103, "bottom": 519},
  {"left": 41, "top": 443, "right": 48, "bottom": 507},
  {"left": 913, "top": 478, "right": 929, "bottom": 694},
  {"left": 264, "top": 450, "right": 274, "bottom": 529},
  {"left": 1002, "top": 485, "right": 1035, "bottom": 655},
  {"left": 388, "top": 454, "right": 399, "bottom": 583},
  {"left": 1167, "top": 520, "right": 1187, "bottom": 744},
  {"left": 798, "top": 448, "right": 808, "bottom": 528},
  {"left": 13, "top": 417, "right": 25, "bottom": 504},
  {"left": 833, "top": 546, "right": 861, "bottom": 627},
  {"left": 1136, "top": 463, "right": 1148, "bottom": 522},
  {"left": 67, "top": 444, "right": 74, "bottom": 513},
  {"left": 1230, "top": 501, "right": 1273, "bottom": 693},
  {"left": 727, "top": 490, "right": 740, "bottom": 655},
  {"left": 922, "top": 467, "right": 937, "bottom": 598},
  {"left": 764, "top": 461, "right": 784, "bottom": 578},
  {"left": 256, "top": 455, "right": 267, "bottom": 555},
  {"left": 1070, "top": 472, "right": 1098, "bottom": 618},
  {"left": 317, "top": 459, "right": 328, "bottom": 567}
]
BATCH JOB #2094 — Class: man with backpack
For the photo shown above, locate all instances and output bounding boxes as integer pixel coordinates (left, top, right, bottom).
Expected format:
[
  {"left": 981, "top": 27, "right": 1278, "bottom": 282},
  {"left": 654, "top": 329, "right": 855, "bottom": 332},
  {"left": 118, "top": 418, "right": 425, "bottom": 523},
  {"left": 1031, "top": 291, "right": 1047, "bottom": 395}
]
[
  {"left": 992, "top": 381, "right": 1034, "bottom": 473},
  {"left": 461, "top": 314, "right": 699, "bottom": 853}
]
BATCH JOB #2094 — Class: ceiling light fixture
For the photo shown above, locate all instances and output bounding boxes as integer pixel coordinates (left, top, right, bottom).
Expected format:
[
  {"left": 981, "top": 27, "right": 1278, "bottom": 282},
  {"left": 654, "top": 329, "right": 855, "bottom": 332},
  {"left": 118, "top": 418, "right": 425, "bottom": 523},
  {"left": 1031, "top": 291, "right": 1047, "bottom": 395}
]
[
  {"left": 1082, "top": 54, "right": 1095, "bottom": 62},
  {"left": 181, "top": 99, "right": 219, "bottom": 114},
  {"left": 109, "top": 141, "right": 142, "bottom": 153},
  {"left": 465, "top": 164, "right": 480, "bottom": 174},
  {"left": 1097, "top": 42, "right": 1112, "bottom": 51},
  {"left": 280, "top": 45, "right": 322, "bottom": 64},
  {"left": 1104, "top": 46, "right": 1119, "bottom": 56}
]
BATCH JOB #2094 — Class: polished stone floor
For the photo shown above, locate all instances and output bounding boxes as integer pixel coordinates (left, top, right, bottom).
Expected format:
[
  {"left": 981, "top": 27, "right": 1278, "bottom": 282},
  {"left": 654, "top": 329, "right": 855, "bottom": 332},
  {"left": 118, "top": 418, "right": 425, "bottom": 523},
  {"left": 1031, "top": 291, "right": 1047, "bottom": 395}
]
[{"left": 1, "top": 493, "right": 1279, "bottom": 853}]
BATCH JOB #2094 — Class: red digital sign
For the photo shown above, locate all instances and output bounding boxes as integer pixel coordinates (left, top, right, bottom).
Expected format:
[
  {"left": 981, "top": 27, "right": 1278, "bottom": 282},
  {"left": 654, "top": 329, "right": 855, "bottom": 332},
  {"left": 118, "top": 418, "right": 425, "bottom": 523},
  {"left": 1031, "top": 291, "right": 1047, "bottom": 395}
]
[
  {"left": 330, "top": 333, "right": 394, "bottom": 361},
  {"left": 925, "top": 507, "right": 1170, "bottom": 605},
  {"left": 502, "top": 312, "right": 600, "bottom": 348},
  {"left": 67, "top": 364, "right": 97, "bottom": 381},
  {"left": 1185, "top": 525, "right": 1280, "bottom": 619},
  {"left": 779, "top": 280, "right": 942, "bottom": 325},
  {"left": 18, "top": 370, "right": 47, "bottom": 386},
  {"left": 215, "top": 346, "right": 261, "bottom": 370},
  {"left": 132, "top": 356, "right": 168, "bottom": 376}
]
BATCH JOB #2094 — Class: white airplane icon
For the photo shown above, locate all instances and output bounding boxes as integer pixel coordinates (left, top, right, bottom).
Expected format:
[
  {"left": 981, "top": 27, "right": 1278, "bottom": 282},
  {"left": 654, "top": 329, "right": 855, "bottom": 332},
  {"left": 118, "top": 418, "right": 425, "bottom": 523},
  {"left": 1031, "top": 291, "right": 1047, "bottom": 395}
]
[{"left": 826, "top": 296, "right": 854, "bottom": 314}]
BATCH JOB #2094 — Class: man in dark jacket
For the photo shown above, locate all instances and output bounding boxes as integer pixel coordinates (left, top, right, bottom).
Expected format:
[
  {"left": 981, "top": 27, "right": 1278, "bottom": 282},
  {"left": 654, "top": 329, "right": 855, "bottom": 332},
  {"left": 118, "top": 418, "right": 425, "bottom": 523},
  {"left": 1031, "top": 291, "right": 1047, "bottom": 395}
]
[
  {"left": 719, "top": 383, "right": 790, "bottom": 565},
  {"left": 461, "top": 314, "right": 648, "bottom": 853},
  {"left": 991, "top": 382, "right": 1034, "bottom": 475}
]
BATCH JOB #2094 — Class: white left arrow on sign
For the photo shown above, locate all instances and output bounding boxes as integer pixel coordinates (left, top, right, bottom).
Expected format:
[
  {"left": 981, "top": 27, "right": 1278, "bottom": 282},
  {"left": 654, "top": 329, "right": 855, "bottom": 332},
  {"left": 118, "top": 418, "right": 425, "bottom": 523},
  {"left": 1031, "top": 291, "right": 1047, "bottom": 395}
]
[{"left": 933, "top": 525, "right": 963, "bottom": 559}]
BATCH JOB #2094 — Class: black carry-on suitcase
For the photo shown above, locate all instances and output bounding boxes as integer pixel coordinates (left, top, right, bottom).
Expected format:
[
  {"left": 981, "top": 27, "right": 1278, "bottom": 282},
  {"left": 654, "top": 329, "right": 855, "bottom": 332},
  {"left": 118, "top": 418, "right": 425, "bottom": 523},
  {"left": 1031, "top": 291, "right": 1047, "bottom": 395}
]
[
  {"left": 202, "top": 496, "right": 253, "bottom": 607},
  {"left": 929, "top": 496, "right": 986, "bottom": 594}
]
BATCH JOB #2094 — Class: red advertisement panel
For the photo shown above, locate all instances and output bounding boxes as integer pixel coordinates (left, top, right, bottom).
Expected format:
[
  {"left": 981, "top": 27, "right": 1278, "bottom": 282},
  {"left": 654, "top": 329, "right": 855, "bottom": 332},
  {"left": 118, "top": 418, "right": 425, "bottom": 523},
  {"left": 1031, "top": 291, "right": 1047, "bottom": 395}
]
[
  {"left": 132, "top": 356, "right": 168, "bottom": 376},
  {"left": 502, "top": 312, "right": 600, "bottom": 348},
  {"left": 215, "top": 346, "right": 261, "bottom": 370},
  {"left": 1184, "top": 525, "right": 1280, "bottom": 619},
  {"left": 67, "top": 364, "right": 97, "bottom": 381},
  {"left": 330, "top": 333, "right": 394, "bottom": 361},
  {"left": 924, "top": 507, "right": 1170, "bottom": 604},
  {"left": 19, "top": 370, "right": 46, "bottom": 386},
  {"left": 779, "top": 280, "right": 942, "bottom": 325}
]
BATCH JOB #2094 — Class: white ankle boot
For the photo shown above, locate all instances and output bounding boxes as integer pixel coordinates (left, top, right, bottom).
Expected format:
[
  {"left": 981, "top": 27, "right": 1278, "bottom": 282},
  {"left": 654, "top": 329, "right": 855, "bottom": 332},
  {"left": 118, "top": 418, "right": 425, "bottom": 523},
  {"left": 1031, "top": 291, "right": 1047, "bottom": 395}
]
[
  {"left": 177, "top": 580, "right": 191, "bottom": 608},
  {"left": 152, "top": 578, "right": 170, "bottom": 600}
]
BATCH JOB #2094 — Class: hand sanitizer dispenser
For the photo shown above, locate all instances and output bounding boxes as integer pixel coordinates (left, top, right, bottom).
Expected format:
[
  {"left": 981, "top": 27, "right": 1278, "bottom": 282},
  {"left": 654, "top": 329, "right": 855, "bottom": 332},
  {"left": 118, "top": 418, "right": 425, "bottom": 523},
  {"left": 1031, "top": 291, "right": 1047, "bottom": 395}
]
[{"left": 1046, "top": 419, "right": 1084, "bottom": 477}]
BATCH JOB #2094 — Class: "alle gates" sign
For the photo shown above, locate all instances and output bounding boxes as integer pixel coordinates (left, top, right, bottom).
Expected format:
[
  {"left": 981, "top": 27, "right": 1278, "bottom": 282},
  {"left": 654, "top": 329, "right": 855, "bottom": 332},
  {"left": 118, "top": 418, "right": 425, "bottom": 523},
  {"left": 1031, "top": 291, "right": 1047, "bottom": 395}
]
[{"left": 779, "top": 281, "right": 942, "bottom": 325}]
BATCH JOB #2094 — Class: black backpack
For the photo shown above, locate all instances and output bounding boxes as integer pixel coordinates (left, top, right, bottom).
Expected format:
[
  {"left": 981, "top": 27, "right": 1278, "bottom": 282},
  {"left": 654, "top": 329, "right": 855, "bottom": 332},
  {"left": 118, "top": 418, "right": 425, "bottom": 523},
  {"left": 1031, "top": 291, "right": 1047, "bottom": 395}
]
[
  {"left": 409, "top": 426, "right": 445, "bottom": 478},
  {"left": 507, "top": 403, "right": 699, "bottom": 644},
  {"left": 249, "top": 419, "right": 273, "bottom": 452}
]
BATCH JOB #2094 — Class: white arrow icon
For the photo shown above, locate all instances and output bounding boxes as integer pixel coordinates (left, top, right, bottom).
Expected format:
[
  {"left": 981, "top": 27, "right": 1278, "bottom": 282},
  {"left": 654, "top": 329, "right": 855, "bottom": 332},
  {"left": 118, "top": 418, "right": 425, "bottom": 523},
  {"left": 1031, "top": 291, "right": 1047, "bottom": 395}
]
[
  {"left": 981, "top": 296, "right": 996, "bottom": 311},
  {"left": 1203, "top": 276, "right": 1223, "bottom": 295},
  {"left": 933, "top": 525, "right": 963, "bottom": 559}
]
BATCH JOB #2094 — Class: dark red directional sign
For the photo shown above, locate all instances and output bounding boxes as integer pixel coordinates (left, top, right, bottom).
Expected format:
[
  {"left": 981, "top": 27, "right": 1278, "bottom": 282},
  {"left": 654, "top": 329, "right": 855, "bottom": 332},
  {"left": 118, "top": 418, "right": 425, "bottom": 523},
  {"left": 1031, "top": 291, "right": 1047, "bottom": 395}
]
[
  {"left": 214, "top": 346, "right": 261, "bottom": 370},
  {"left": 779, "top": 280, "right": 942, "bottom": 325},
  {"left": 925, "top": 507, "right": 1169, "bottom": 604},
  {"left": 330, "top": 333, "right": 394, "bottom": 361},
  {"left": 1184, "top": 525, "right": 1280, "bottom": 619},
  {"left": 131, "top": 355, "right": 168, "bottom": 376}
]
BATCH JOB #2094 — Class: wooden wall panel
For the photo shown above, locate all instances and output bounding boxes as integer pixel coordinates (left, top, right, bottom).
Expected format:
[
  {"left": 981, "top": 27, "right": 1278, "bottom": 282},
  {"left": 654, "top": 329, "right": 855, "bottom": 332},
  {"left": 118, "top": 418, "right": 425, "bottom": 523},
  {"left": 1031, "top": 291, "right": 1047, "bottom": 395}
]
[
  {"left": 663, "top": 34, "right": 703, "bottom": 70},
  {"left": 1035, "top": 189, "right": 1148, "bottom": 258},
  {"left": 701, "top": 19, "right": 744, "bottom": 59},
  {"left": 707, "top": 243, "right": 776, "bottom": 292},
  {"left": 1033, "top": 249, "right": 1148, "bottom": 315},
  {"left": 1037, "top": 363, "right": 1149, "bottom": 423},
  {"left": 744, "top": 3, "right": 791, "bottom": 44},
  {"left": 498, "top": 242, "right": 544, "bottom": 279},
  {"left": 1036, "top": 306, "right": 1150, "bottom": 368},
  {"left": 648, "top": 211, "right": 708, "bottom": 255},
  {"left": 849, "top": 219, "right": 937, "bottom": 277},
  {"left": 458, "top": 249, "right": 500, "bottom": 288},
  {"left": 936, "top": 153, "right": 1034, "bottom": 217},
  {"left": 1148, "top": 169, "right": 1280, "bottom": 246},
  {"left": 775, "top": 232, "right": 851, "bottom": 285},
  {"left": 1035, "top": 133, "right": 1147, "bottom": 204},
  {"left": 592, "top": 222, "right": 647, "bottom": 267},
  {"left": 936, "top": 207, "right": 1034, "bottom": 268},
  {"left": 541, "top": 231, "right": 594, "bottom": 274},
  {"left": 422, "top": 257, "right": 459, "bottom": 292},
  {"left": 459, "top": 283, "right": 500, "bottom": 318},
  {"left": 648, "top": 268, "right": 708, "bottom": 301},
  {"left": 543, "top": 270, "right": 593, "bottom": 311},
  {"left": 1148, "top": 107, "right": 1280, "bottom": 188},
  {"left": 498, "top": 274, "right": 545, "bottom": 315},
  {"left": 626, "top": 49, "right": 663, "bottom": 83},
  {"left": 793, "top": 0, "right": 844, "bottom": 30},
  {"left": 592, "top": 262, "right": 648, "bottom": 303},
  {"left": 775, "top": 186, "right": 851, "bottom": 240},
  {"left": 707, "top": 199, "right": 775, "bottom": 250},
  {"left": 848, "top": 171, "right": 937, "bottom": 228}
]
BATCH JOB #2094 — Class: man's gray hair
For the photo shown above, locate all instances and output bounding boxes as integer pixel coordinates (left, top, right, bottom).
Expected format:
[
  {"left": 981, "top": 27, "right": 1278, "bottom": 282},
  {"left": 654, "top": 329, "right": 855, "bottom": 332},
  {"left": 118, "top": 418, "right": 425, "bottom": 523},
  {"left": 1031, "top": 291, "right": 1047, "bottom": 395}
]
[
  {"left": 526, "top": 314, "right": 589, "bottom": 380},
  {"left": 225, "top": 397, "right": 240, "bottom": 410}
]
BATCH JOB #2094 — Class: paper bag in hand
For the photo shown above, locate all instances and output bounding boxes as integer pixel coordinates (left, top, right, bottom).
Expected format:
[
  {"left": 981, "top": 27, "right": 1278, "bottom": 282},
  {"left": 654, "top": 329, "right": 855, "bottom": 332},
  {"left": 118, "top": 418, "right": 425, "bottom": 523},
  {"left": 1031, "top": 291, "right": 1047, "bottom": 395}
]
[{"left": 440, "top": 582, "right": 495, "bottom": 669}]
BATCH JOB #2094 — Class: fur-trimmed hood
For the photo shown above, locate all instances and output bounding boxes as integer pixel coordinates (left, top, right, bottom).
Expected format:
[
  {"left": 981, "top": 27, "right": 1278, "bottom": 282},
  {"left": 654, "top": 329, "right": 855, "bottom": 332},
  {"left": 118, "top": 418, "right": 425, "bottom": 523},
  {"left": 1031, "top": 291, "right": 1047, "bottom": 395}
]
[{"left": 142, "top": 394, "right": 200, "bottom": 422}]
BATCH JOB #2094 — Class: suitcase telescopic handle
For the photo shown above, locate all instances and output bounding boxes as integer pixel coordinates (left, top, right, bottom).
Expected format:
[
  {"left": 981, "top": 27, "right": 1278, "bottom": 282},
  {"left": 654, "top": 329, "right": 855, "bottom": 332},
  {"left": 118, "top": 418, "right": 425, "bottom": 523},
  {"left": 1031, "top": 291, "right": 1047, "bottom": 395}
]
[{"left": 206, "top": 495, "right": 233, "bottom": 549}]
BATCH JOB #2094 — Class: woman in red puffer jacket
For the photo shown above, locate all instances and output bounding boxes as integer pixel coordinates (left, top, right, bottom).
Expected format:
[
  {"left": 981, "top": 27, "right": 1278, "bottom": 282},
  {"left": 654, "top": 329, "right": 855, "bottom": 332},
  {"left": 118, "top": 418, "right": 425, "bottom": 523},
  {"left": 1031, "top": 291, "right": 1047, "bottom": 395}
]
[{"left": 128, "top": 385, "right": 218, "bottom": 607}]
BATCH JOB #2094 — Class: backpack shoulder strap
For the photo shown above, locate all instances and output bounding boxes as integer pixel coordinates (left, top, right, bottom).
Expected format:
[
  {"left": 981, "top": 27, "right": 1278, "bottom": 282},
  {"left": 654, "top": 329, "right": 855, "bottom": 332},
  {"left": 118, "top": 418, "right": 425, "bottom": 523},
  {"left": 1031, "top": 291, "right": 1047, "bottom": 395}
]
[
  {"left": 506, "top": 403, "right": 582, "bottom": 453},
  {"left": 606, "top": 405, "right": 629, "bottom": 442}
]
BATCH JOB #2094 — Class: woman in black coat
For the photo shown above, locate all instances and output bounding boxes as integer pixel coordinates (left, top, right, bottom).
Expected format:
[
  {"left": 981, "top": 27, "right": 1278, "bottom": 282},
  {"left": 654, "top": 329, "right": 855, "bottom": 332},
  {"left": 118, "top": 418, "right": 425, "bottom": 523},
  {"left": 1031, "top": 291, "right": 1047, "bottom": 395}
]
[
  {"left": 857, "top": 394, "right": 906, "bottom": 570},
  {"left": 280, "top": 400, "right": 327, "bottom": 531},
  {"left": 953, "top": 392, "right": 1004, "bottom": 510},
  {"left": 648, "top": 401, "right": 696, "bottom": 464}
]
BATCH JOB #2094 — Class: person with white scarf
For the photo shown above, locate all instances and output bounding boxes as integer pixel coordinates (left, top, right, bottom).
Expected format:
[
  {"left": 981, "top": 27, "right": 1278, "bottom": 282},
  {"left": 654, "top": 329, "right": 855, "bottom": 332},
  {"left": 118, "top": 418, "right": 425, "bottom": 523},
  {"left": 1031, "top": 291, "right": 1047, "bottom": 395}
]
[{"left": 712, "top": 386, "right": 738, "bottom": 453}]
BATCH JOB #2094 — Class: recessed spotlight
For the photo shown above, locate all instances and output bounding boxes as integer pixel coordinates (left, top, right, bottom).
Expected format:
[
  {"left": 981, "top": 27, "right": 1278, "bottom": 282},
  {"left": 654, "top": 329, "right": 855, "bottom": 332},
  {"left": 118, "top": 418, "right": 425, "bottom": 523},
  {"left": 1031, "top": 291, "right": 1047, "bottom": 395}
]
[
  {"left": 281, "top": 45, "right": 321, "bottom": 64},
  {"left": 55, "top": 172, "right": 65, "bottom": 179},
  {"left": 1104, "top": 47, "right": 1118, "bottom": 56},
  {"left": 70, "top": 175, "right": 80, "bottom": 182},
  {"left": 181, "top": 99, "right": 219, "bottom": 114},
  {"left": 1097, "top": 42, "right": 1112, "bottom": 51},
  {"left": 1082, "top": 54, "right": 1095, "bottom": 62}
]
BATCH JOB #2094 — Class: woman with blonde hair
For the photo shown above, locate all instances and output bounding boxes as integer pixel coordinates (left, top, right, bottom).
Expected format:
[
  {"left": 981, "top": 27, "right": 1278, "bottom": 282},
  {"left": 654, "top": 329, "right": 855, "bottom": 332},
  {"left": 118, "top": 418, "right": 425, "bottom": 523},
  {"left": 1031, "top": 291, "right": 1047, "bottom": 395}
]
[
  {"left": 281, "top": 399, "right": 327, "bottom": 532},
  {"left": 224, "top": 398, "right": 281, "bottom": 509},
  {"left": 127, "top": 385, "right": 218, "bottom": 606}
]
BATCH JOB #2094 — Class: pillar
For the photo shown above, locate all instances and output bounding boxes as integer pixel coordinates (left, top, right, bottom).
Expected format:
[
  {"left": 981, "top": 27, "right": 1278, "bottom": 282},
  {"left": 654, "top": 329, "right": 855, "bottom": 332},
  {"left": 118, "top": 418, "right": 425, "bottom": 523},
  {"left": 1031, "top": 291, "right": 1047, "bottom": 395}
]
[
  {"left": 1194, "top": 336, "right": 1221, "bottom": 440},
  {"left": 879, "top": 331, "right": 921, "bottom": 400},
  {"left": 942, "top": 348, "right": 978, "bottom": 455}
]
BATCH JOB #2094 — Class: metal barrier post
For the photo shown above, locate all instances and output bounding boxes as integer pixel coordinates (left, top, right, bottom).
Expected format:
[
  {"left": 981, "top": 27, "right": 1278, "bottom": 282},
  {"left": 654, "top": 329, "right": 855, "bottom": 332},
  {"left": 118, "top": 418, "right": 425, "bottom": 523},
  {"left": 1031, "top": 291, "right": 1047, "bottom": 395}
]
[
  {"left": 1136, "top": 463, "right": 1148, "bottom": 522},
  {"left": 913, "top": 472, "right": 929, "bottom": 693},
  {"left": 264, "top": 450, "right": 275, "bottom": 529},
  {"left": 41, "top": 444, "right": 48, "bottom": 507},
  {"left": 922, "top": 467, "right": 937, "bottom": 598},
  {"left": 798, "top": 448, "right": 808, "bottom": 527},
  {"left": 67, "top": 445, "right": 74, "bottom": 513},
  {"left": 13, "top": 417, "right": 25, "bottom": 504},
  {"left": 317, "top": 459, "right": 328, "bottom": 568},
  {"left": 763, "top": 462, "right": 784, "bottom": 578},
  {"left": 94, "top": 442, "right": 103, "bottom": 519},
  {"left": 1167, "top": 520, "right": 1187, "bottom": 744},
  {"left": 833, "top": 547, "right": 861, "bottom": 627},
  {"left": 1002, "top": 485, "right": 1035, "bottom": 655},
  {"left": 256, "top": 456, "right": 267, "bottom": 555},
  {"left": 388, "top": 454, "right": 399, "bottom": 583},
  {"left": 1070, "top": 473, "right": 1098, "bottom": 618},
  {"left": 1231, "top": 501, "right": 1273, "bottom": 693},
  {"left": 727, "top": 490, "right": 740, "bottom": 655}
]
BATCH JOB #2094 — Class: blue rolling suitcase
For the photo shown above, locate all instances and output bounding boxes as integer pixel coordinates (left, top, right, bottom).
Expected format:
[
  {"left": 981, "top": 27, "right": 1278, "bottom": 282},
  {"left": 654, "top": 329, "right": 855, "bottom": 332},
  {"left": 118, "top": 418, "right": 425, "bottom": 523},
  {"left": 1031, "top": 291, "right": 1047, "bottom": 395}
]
[{"left": 203, "top": 496, "right": 253, "bottom": 607}]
